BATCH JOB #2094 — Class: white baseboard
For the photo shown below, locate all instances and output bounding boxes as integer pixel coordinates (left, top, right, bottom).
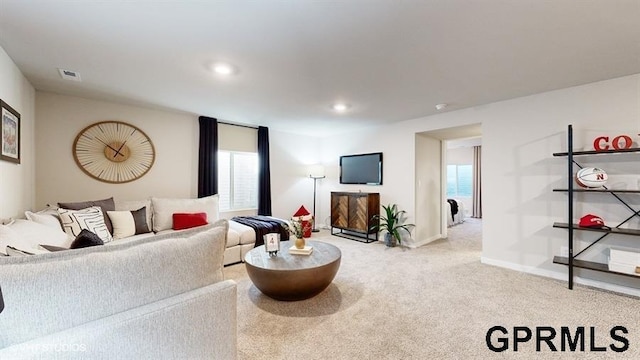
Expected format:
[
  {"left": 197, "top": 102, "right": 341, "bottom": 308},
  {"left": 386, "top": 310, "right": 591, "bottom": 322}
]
[
  {"left": 408, "top": 234, "right": 444, "bottom": 248},
  {"left": 481, "top": 257, "right": 640, "bottom": 298}
]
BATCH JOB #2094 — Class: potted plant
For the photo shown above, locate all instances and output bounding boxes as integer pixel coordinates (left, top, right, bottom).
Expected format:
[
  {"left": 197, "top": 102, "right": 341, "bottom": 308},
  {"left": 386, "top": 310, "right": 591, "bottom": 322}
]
[
  {"left": 371, "top": 204, "right": 414, "bottom": 247},
  {"left": 289, "top": 219, "right": 306, "bottom": 249}
]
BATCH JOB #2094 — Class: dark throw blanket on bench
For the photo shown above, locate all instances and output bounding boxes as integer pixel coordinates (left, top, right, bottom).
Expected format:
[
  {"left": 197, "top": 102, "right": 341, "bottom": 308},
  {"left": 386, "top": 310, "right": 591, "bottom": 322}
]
[{"left": 230, "top": 216, "right": 290, "bottom": 247}]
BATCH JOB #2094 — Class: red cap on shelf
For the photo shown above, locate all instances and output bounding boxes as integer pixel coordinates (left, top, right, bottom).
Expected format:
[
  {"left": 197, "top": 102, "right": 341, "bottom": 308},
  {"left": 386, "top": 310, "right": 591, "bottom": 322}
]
[{"left": 578, "top": 214, "right": 607, "bottom": 228}]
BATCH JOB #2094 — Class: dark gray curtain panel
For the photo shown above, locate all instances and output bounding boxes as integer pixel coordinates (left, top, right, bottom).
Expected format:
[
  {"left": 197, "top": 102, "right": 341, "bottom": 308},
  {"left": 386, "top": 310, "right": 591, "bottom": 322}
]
[
  {"left": 257, "top": 126, "right": 272, "bottom": 216},
  {"left": 198, "top": 116, "right": 218, "bottom": 198},
  {"left": 472, "top": 145, "right": 482, "bottom": 218}
]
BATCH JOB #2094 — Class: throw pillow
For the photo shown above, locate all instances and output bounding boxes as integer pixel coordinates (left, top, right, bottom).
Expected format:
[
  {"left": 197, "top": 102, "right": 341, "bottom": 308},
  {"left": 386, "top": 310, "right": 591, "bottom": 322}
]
[
  {"left": 39, "top": 244, "right": 68, "bottom": 252},
  {"left": 0, "top": 225, "right": 18, "bottom": 255},
  {"left": 70, "top": 229, "right": 104, "bottom": 249},
  {"left": 1, "top": 219, "right": 71, "bottom": 253},
  {"left": 107, "top": 207, "right": 151, "bottom": 239},
  {"left": 115, "top": 199, "right": 153, "bottom": 230},
  {"left": 57, "top": 206, "right": 113, "bottom": 243},
  {"left": 58, "top": 197, "right": 115, "bottom": 234},
  {"left": 5, "top": 245, "right": 49, "bottom": 256},
  {"left": 151, "top": 195, "right": 219, "bottom": 232},
  {"left": 6, "top": 245, "right": 33, "bottom": 256},
  {"left": 172, "top": 212, "right": 208, "bottom": 230},
  {"left": 24, "top": 208, "right": 62, "bottom": 230}
]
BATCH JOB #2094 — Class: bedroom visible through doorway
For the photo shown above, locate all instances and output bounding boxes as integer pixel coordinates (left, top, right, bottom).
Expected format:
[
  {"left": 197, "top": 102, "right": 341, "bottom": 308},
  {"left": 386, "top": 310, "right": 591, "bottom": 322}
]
[{"left": 415, "top": 123, "right": 482, "bottom": 249}]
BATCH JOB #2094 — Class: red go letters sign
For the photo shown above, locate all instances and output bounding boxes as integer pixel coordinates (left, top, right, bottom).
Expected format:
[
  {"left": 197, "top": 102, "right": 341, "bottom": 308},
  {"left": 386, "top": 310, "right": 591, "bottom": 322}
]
[{"left": 593, "top": 134, "right": 636, "bottom": 151}]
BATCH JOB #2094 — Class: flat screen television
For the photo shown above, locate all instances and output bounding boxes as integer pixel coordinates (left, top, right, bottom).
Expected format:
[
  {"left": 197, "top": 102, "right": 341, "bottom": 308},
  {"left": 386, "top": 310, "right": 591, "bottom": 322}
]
[{"left": 340, "top": 152, "right": 383, "bottom": 185}]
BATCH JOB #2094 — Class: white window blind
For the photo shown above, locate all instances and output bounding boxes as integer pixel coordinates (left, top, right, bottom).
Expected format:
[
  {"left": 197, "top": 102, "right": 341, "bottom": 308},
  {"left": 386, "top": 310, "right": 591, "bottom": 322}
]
[
  {"left": 218, "top": 151, "right": 258, "bottom": 211},
  {"left": 447, "top": 164, "right": 472, "bottom": 198}
]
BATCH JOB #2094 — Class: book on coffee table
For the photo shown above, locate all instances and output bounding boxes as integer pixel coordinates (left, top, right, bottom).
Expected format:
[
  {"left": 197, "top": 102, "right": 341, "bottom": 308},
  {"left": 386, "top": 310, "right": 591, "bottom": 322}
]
[{"left": 289, "top": 245, "right": 313, "bottom": 255}]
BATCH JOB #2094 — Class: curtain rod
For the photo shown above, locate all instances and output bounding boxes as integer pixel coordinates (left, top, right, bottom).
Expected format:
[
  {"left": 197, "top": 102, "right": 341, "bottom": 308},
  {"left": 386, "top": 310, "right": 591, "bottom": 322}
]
[{"left": 218, "top": 121, "right": 259, "bottom": 130}]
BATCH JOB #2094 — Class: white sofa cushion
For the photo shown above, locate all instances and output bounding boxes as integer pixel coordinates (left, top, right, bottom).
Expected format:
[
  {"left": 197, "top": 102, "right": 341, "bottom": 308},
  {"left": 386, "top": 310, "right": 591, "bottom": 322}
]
[
  {"left": 226, "top": 227, "right": 241, "bottom": 247},
  {"left": 228, "top": 220, "right": 257, "bottom": 245},
  {"left": 0, "top": 219, "right": 71, "bottom": 255},
  {"left": 151, "top": 195, "right": 219, "bottom": 232}
]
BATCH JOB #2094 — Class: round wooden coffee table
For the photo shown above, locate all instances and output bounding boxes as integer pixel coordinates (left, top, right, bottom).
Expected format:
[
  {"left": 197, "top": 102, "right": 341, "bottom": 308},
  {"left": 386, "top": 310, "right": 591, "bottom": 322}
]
[{"left": 244, "top": 240, "right": 341, "bottom": 301}]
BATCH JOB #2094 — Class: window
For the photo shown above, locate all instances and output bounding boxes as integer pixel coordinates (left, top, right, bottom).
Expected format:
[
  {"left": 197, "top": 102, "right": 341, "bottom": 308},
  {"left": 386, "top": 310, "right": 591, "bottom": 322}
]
[
  {"left": 447, "top": 164, "right": 472, "bottom": 197},
  {"left": 218, "top": 151, "right": 258, "bottom": 211}
]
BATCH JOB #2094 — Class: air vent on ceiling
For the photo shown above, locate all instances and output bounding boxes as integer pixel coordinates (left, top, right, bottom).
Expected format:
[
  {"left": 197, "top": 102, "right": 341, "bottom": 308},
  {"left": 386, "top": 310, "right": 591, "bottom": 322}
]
[{"left": 58, "top": 68, "right": 82, "bottom": 81}]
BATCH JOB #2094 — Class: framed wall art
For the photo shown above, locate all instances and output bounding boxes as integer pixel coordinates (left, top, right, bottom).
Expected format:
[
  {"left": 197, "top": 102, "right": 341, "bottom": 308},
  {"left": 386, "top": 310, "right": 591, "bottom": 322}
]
[{"left": 1, "top": 100, "right": 20, "bottom": 164}]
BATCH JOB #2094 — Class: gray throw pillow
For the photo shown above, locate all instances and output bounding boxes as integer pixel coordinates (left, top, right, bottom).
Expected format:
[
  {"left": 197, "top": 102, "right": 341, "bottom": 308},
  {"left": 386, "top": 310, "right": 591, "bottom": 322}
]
[{"left": 70, "top": 229, "right": 104, "bottom": 249}]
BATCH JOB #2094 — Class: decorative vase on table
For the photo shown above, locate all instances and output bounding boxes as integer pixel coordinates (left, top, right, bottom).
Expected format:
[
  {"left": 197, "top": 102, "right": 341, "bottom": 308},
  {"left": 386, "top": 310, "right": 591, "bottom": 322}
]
[
  {"left": 295, "top": 237, "right": 306, "bottom": 249},
  {"left": 290, "top": 218, "right": 306, "bottom": 249}
]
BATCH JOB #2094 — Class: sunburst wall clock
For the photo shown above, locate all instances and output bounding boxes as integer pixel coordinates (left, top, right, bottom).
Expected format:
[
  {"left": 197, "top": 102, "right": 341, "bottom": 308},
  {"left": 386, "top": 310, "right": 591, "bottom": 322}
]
[{"left": 73, "top": 121, "right": 155, "bottom": 183}]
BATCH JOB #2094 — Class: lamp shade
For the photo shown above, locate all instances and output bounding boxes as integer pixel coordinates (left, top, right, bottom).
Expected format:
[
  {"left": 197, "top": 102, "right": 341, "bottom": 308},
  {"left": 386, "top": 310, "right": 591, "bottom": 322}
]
[{"left": 308, "top": 164, "right": 325, "bottom": 178}]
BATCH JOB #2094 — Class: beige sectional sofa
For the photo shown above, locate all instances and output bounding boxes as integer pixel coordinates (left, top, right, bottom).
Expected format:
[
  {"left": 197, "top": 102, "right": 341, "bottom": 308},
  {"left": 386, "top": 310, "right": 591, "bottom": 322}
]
[{"left": 0, "top": 220, "right": 237, "bottom": 359}]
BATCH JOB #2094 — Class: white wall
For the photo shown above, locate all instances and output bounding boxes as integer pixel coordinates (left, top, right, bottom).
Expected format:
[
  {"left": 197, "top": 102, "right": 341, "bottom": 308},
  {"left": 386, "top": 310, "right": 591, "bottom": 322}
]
[
  {"left": 0, "top": 46, "right": 36, "bottom": 219},
  {"left": 316, "top": 74, "right": 640, "bottom": 294},
  {"left": 269, "top": 129, "right": 322, "bottom": 220},
  {"left": 35, "top": 92, "right": 199, "bottom": 208},
  {"left": 447, "top": 146, "right": 473, "bottom": 165},
  {"left": 318, "top": 114, "right": 477, "bottom": 246},
  {"left": 34, "top": 91, "right": 319, "bottom": 222},
  {"left": 478, "top": 74, "right": 640, "bottom": 294},
  {"left": 318, "top": 124, "right": 417, "bottom": 233},
  {"left": 415, "top": 133, "right": 442, "bottom": 246}
]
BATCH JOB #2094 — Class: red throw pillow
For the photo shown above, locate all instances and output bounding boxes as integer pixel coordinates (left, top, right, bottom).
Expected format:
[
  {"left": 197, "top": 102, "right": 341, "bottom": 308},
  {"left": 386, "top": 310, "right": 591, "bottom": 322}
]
[{"left": 172, "top": 212, "right": 208, "bottom": 230}]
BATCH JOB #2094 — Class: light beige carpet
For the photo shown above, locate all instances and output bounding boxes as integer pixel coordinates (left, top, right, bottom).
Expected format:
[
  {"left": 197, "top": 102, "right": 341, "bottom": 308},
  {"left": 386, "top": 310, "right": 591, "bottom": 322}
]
[{"left": 224, "top": 219, "right": 640, "bottom": 359}]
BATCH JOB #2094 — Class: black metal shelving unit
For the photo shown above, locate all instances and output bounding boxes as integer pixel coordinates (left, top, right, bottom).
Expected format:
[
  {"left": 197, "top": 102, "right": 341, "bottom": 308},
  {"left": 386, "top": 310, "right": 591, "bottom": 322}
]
[{"left": 553, "top": 124, "right": 640, "bottom": 289}]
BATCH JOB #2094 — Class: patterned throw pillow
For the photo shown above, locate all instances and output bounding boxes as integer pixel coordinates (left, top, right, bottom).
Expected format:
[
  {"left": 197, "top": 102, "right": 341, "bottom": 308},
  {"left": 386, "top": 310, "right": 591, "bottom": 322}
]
[
  {"left": 58, "top": 197, "right": 116, "bottom": 235},
  {"left": 57, "top": 206, "right": 113, "bottom": 243}
]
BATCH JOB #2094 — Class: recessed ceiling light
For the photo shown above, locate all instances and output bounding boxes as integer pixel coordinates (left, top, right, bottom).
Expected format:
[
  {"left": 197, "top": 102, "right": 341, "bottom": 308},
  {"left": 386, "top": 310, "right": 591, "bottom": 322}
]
[
  {"left": 435, "top": 103, "right": 448, "bottom": 111},
  {"left": 332, "top": 103, "right": 349, "bottom": 112},
  {"left": 212, "top": 63, "right": 235, "bottom": 75}
]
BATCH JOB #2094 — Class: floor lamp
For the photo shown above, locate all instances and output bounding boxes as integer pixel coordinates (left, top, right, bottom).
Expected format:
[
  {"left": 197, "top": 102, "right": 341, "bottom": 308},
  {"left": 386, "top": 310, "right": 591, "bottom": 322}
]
[{"left": 309, "top": 165, "right": 325, "bottom": 232}]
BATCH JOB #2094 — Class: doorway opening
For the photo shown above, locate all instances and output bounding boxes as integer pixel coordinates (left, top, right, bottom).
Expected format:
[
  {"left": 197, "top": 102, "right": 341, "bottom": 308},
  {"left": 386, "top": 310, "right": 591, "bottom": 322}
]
[{"left": 415, "top": 123, "right": 482, "bottom": 248}]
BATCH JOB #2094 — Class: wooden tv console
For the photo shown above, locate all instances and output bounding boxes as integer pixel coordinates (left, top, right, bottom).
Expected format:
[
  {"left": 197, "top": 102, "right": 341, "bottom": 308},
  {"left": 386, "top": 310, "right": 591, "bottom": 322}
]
[{"left": 330, "top": 192, "right": 380, "bottom": 243}]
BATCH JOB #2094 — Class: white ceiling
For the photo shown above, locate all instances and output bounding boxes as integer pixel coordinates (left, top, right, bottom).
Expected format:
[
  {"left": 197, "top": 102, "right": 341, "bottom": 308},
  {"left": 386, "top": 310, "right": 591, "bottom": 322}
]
[{"left": 1, "top": 1, "right": 639, "bottom": 137}]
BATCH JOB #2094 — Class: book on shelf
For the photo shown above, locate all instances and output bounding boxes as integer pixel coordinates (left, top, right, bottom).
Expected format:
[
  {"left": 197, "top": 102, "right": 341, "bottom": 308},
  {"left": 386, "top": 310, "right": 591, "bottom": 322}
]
[{"left": 289, "top": 245, "right": 313, "bottom": 255}]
